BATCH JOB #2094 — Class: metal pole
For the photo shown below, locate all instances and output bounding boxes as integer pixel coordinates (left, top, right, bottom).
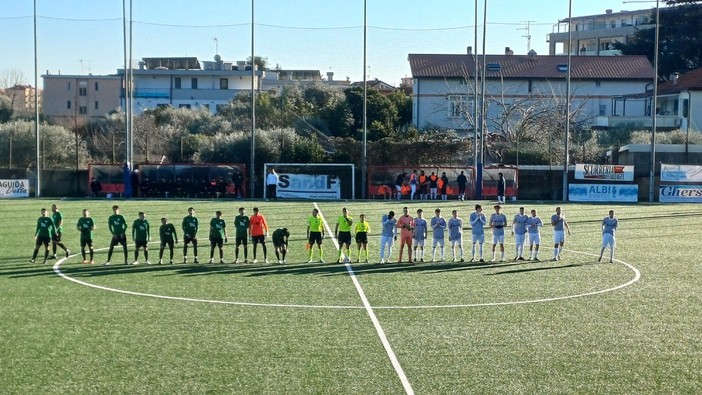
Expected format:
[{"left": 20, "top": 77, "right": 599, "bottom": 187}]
[
  {"left": 361, "top": 0, "right": 367, "bottom": 200},
  {"left": 34, "top": 0, "right": 41, "bottom": 196},
  {"left": 562, "top": 0, "right": 573, "bottom": 202},
  {"left": 649, "top": 0, "right": 660, "bottom": 202},
  {"left": 249, "top": 0, "right": 256, "bottom": 198},
  {"left": 128, "top": 0, "right": 134, "bottom": 169},
  {"left": 473, "top": 0, "right": 479, "bottom": 198},
  {"left": 477, "top": 0, "right": 488, "bottom": 200}
]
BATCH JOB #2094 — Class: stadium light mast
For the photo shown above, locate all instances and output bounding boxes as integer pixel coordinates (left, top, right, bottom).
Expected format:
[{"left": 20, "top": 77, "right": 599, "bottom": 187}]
[
  {"left": 33, "top": 0, "right": 41, "bottom": 197},
  {"left": 250, "top": 0, "right": 256, "bottom": 198},
  {"left": 361, "top": 0, "right": 367, "bottom": 200},
  {"left": 477, "top": 0, "right": 488, "bottom": 200},
  {"left": 562, "top": 0, "right": 573, "bottom": 202},
  {"left": 472, "top": 0, "right": 479, "bottom": 198}
]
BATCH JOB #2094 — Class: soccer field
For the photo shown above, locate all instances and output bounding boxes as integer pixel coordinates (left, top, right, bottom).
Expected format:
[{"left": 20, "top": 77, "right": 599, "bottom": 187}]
[{"left": 1, "top": 198, "right": 700, "bottom": 394}]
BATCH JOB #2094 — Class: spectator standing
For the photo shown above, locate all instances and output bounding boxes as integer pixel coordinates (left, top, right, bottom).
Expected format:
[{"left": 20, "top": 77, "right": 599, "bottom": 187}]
[
  {"left": 456, "top": 171, "right": 468, "bottom": 201},
  {"left": 266, "top": 168, "right": 279, "bottom": 200}
]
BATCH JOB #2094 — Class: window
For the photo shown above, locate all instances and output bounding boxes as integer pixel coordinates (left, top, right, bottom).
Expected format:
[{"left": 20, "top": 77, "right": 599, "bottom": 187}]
[
  {"left": 191, "top": 78, "right": 198, "bottom": 89},
  {"left": 94, "top": 101, "right": 99, "bottom": 110},
  {"left": 599, "top": 105, "right": 607, "bottom": 116},
  {"left": 67, "top": 100, "right": 71, "bottom": 109},
  {"left": 179, "top": 104, "right": 191, "bottom": 109},
  {"left": 595, "top": 80, "right": 602, "bottom": 87},
  {"left": 79, "top": 106, "right": 87, "bottom": 115},
  {"left": 448, "top": 95, "right": 468, "bottom": 118},
  {"left": 219, "top": 78, "right": 228, "bottom": 89},
  {"left": 557, "top": 64, "right": 568, "bottom": 72},
  {"left": 528, "top": 79, "right": 533, "bottom": 93},
  {"left": 67, "top": 82, "right": 71, "bottom": 91},
  {"left": 459, "top": 78, "right": 468, "bottom": 85},
  {"left": 79, "top": 87, "right": 87, "bottom": 96},
  {"left": 174, "top": 77, "right": 181, "bottom": 89},
  {"left": 94, "top": 82, "right": 99, "bottom": 91},
  {"left": 487, "top": 63, "right": 501, "bottom": 72}
]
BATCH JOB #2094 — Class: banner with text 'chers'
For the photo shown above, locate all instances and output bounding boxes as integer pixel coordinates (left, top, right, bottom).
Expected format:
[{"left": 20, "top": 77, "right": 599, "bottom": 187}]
[
  {"left": 660, "top": 164, "right": 702, "bottom": 183},
  {"left": 277, "top": 174, "right": 340, "bottom": 200},
  {"left": 659, "top": 185, "right": 702, "bottom": 202},
  {"left": 575, "top": 164, "right": 634, "bottom": 182},
  {"left": 0, "top": 179, "right": 30, "bottom": 198}
]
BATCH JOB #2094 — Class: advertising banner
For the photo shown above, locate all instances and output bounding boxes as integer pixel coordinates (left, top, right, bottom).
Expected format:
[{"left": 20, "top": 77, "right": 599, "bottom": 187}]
[
  {"left": 575, "top": 164, "right": 634, "bottom": 182},
  {"left": 0, "top": 179, "right": 30, "bottom": 198},
  {"left": 277, "top": 174, "right": 340, "bottom": 200},
  {"left": 660, "top": 164, "right": 702, "bottom": 183},
  {"left": 659, "top": 185, "right": 702, "bottom": 203},
  {"left": 568, "top": 184, "right": 638, "bottom": 202}
]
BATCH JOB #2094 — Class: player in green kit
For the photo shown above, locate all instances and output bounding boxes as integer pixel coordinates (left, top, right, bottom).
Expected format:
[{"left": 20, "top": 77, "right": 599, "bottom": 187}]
[
  {"left": 31, "top": 208, "right": 56, "bottom": 264},
  {"left": 233, "top": 207, "right": 249, "bottom": 263},
  {"left": 306, "top": 208, "right": 325, "bottom": 263},
  {"left": 334, "top": 207, "right": 353, "bottom": 264},
  {"left": 76, "top": 209, "right": 95, "bottom": 264},
  {"left": 208, "top": 210, "right": 227, "bottom": 264},
  {"left": 105, "top": 205, "right": 128, "bottom": 265},
  {"left": 271, "top": 228, "right": 290, "bottom": 264},
  {"left": 50, "top": 204, "right": 70, "bottom": 259},
  {"left": 181, "top": 207, "right": 199, "bottom": 264},
  {"left": 132, "top": 212, "right": 151, "bottom": 265},
  {"left": 158, "top": 217, "right": 178, "bottom": 265}
]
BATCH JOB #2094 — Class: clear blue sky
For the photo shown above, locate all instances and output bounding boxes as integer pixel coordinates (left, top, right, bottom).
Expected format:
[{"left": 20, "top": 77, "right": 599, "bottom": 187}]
[{"left": 1, "top": 0, "right": 657, "bottom": 87}]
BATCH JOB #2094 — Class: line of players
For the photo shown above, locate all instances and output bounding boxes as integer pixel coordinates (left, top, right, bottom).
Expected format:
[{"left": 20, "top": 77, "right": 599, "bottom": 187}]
[{"left": 30, "top": 204, "right": 618, "bottom": 265}]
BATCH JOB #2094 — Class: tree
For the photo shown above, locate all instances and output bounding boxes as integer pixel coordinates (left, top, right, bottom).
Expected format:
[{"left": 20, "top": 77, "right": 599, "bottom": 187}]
[
  {"left": 0, "top": 120, "right": 90, "bottom": 169},
  {"left": 0, "top": 95, "right": 12, "bottom": 123},
  {"left": 614, "top": 4, "right": 702, "bottom": 78}
]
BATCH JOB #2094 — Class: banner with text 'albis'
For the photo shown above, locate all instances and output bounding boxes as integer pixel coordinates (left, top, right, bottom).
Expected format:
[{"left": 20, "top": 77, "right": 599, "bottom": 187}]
[
  {"left": 575, "top": 164, "right": 634, "bottom": 182},
  {"left": 0, "top": 179, "right": 30, "bottom": 198},
  {"left": 277, "top": 174, "right": 341, "bottom": 200},
  {"left": 568, "top": 184, "right": 638, "bottom": 202}
]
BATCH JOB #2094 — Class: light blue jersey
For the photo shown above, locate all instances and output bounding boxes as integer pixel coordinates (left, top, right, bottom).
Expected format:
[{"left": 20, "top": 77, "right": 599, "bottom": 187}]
[
  {"left": 431, "top": 217, "right": 446, "bottom": 240},
  {"left": 381, "top": 215, "right": 397, "bottom": 238},
  {"left": 551, "top": 214, "right": 566, "bottom": 231},
  {"left": 490, "top": 213, "right": 508, "bottom": 237},
  {"left": 469, "top": 212, "right": 486, "bottom": 235},
  {"left": 526, "top": 216, "right": 542, "bottom": 234},
  {"left": 513, "top": 213, "right": 528, "bottom": 235},
  {"left": 414, "top": 218, "right": 428, "bottom": 240},
  {"left": 602, "top": 217, "right": 618, "bottom": 235},
  {"left": 448, "top": 217, "right": 463, "bottom": 240}
]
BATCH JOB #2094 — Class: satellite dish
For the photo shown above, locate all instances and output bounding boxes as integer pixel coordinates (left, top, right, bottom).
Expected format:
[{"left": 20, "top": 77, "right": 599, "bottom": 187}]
[{"left": 214, "top": 54, "right": 221, "bottom": 62}]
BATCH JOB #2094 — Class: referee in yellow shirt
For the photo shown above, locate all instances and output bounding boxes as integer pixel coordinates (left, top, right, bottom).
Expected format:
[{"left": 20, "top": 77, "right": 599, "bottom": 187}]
[
  {"left": 307, "top": 208, "right": 325, "bottom": 263},
  {"left": 334, "top": 207, "right": 353, "bottom": 263}
]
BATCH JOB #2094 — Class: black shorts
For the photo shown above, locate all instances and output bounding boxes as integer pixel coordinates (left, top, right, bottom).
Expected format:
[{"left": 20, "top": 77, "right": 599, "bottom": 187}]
[
  {"left": 273, "top": 238, "right": 287, "bottom": 248},
  {"left": 210, "top": 237, "right": 223, "bottom": 248},
  {"left": 80, "top": 239, "right": 93, "bottom": 248},
  {"left": 355, "top": 232, "right": 368, "bottom": 244},
  {"left": 458, "top": 185, "right": 466, "bottom": 194},
  {"left": 135, "top": 240, "right": 148, "bottom": 249},
  {"left": 36, "top": 236, "right": 51, "bottom": 247},
  {"left": 308, "top": 231, "right": 323, "bottom": 245},
  {"left": 111, "top": 234, "right": 127, "bottom": 246},
  {"left": 52, "top": 231, "right": 62, "bottom": 242},
  {"left": 338, "top": 231, "right": 352, "bottom": 245},
  {"left": 236, "top": 235, "right": 248, "bottom": 246},
  {"left": 183, "top": 234, "right": 197, "bottom": 245},
  {"left": 160, "top": 239, "right": 174, "bottom": 249},
  {"left": 252, "top": 235, "right": 265, "bottom": 244}
]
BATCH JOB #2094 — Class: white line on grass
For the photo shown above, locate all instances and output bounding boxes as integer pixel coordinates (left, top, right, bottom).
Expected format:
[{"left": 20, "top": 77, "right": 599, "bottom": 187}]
[{"left": 313, "top": 202, "right": 415, "bottom": 395}]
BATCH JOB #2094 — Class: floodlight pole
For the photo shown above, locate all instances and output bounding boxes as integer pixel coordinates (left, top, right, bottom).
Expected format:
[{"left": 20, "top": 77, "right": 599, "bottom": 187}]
[
  {"left": 562, "top": 0, "right": 573, "bottom": 202},
  {"left": 33, "top": 0, "right": 41, "bottom": 197},
  {"left": 361, "top": 0, "right": 367, "bottom": 200},
  {"left": 649, "top": 0, "right": 660, "bottom": 202},
  {"left": 250, "top": 0, "right": 256, "bottom": 198},
  {"left": 472, "top": 0, "right": 479, "bottom": 198}
]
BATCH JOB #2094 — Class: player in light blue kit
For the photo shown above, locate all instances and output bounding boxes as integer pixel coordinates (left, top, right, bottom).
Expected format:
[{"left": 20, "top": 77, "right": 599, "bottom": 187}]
[
  {"left": 447, "top": 210, "right": 464, "bottom": 262},
  {"left": 551, "top": 207, "right": 571, "bottom": 261},
  {"left": 430, "top": 208, "right": 447, "bottom": 262},
  {"left": 511, "top": 206, "right": 529, "bottom": 261},
  {"left": 379, "top": 211, "right": 397, "bottom": 263},
  {"left": 490, "top": 204, "right": 508, "bottom": 262},
  {"left": 598, "top": 209, "right": 618, "bottom": 263},
  {"left": 526, "top": 209, "right": 543, "bottom": 261},
  {"left": 413, "top": 209, "right": 428, "bottom": 262},
  {"left": 469, "top": 204, "right": 487, "bottom": 262}
]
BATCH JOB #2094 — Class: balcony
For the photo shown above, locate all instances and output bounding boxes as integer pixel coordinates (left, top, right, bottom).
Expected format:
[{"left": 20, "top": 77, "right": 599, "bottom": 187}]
[{"left": 595, "top": 115, "right": 681, "bottom": 129}]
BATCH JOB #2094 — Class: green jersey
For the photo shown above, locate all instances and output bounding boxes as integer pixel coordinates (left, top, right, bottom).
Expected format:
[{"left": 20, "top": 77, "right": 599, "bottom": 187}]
[
  {"left": 160, "top": 223, "right": 177, "bottom": 242},
  {"left": 182, "top": 215, "right": 199, "bottom": 237},
  {"left": 77, "top": 217, "right": 94, "bottom": 241},
  {"left": 132, "top": 219, "right": 150, "bottom": 242},
  {"left": 36, "top": 217, "right": 56, "bottom": 238},
  {"left": 234, "top": 215, "right": 250, "bottom": 237},
  {"left": 308, "top": 215, "right": 324, "bottom": 233},
  {"left": 52, "top": 211, "right": 64, "bottom": 233},
  {"left": 108, "top": 214, "right": 127, "bottom": 235},
  {"left": 337, "top": 215, "right": 353, "bottom": 232},
  {"left": 209, "top": 218, "right": 226, "bottom": 239}
]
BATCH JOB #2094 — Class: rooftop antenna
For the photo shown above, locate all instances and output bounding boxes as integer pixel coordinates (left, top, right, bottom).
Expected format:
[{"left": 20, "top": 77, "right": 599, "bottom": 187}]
[
  {"left": 518, "top": 21, "right": 535, "bottom": 52},
  {"left": 213, "top": 37, "right": 219, "bottom": 55},
  {"left": 78, "top": 59, "right": 84, "bottom": 74}
]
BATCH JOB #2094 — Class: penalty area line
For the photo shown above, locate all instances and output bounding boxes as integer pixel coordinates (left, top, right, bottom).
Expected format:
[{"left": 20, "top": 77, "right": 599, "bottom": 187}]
[{"left": 314, "top": 202, "right": 414, "bottom": 395}]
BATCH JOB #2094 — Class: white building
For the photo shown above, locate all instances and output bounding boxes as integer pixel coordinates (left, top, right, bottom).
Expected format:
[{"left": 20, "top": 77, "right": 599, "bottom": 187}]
[
  {"left": 408, "top": 52, "right": 654, "bottom": 134},
  {"left": 120, "top": 56, "right": 263, "bottom": 114}
]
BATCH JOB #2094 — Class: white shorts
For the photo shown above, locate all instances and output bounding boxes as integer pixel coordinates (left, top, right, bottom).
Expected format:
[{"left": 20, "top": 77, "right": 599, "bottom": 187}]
[
  {"left": 602, "top": 233, "right": 615, "bottom": 248},
  {"left": 471, "top": 233, "right": 484, "bottom": 244},
  {"left": 432, "top": 238, "right": 444, "bottom": 247},
  {"left": 514, "top": 233, "right": 526, "bottom": 247},
  {"left": 554, "top": 230, "right": 565, "bottom": 244},
  {"left": 451, "top": 238, "right": 462, "bottom": 247},
  {"left": 492, "top": 234, "right": 505, "bottom": 245},
  {"left": 528, "top": 233, "right": 540, "bottom": 245},
  {"left": 414, "top": 238, "right": 425, "bottom": 247}
]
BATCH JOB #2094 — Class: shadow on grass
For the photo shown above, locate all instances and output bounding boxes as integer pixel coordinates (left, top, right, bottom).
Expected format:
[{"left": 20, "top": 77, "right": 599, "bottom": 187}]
[{"left": 488, "top": 263, "right": 586, "bottom": 275}]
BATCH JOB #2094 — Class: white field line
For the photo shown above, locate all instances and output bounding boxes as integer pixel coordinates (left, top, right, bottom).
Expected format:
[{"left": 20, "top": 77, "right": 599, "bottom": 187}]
[{"left": 314, "top": 202, "right": 415, "bottom": 395}]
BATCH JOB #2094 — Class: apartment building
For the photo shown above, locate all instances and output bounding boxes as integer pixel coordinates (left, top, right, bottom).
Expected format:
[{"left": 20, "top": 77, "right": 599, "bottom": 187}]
[{"left": 42, "top": 74, "right": 121, "bottom": 127}]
